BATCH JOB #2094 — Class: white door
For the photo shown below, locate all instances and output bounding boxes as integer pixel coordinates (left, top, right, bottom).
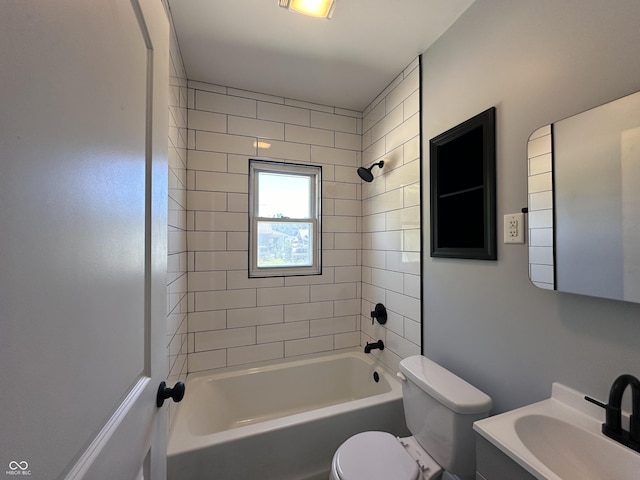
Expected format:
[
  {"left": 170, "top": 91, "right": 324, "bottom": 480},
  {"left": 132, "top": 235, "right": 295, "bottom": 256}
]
[{"left": 0, "top": 1, "right": 170, "bottom": 479}]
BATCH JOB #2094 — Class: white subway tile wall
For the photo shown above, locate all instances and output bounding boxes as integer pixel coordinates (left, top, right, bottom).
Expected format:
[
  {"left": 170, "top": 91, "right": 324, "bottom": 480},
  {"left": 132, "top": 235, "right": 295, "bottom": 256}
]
[
  {"left": 527, "top": 125, "right": 554, "bottom": 289},
  {"left": 186, "top": 82, "right": 362, "bottom": 371},
  {"left": 180, "top": 58, "right": 421, "bottom": 374},
  {"left": 166, "top": 11, "right": 188, "bottom": 425},
  {"left": 360, "top": 57, "right": 422, "bottom": 371}
]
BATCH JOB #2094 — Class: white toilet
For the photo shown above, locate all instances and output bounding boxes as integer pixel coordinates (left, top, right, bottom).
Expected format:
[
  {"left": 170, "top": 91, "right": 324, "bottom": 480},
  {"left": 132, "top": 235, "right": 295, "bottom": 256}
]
[{"left": 329, "top": 355, "right": 492, "bottom": 480}]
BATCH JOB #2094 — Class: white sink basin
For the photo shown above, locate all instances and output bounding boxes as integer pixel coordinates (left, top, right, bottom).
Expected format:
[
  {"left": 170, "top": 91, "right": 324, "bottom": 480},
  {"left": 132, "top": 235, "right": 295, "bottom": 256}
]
[
  {"left": 474, "top": 383, "right": 640, "bottom": 480},
  {"left": 514, "top": 414, "right": 639, "bottom": 479}
]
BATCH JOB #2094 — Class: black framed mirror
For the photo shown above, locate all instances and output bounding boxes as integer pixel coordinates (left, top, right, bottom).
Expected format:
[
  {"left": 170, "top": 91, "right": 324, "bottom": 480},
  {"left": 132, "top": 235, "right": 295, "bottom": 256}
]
[{"left": 429, "top": 107, "right": 497, "bottom": 260}]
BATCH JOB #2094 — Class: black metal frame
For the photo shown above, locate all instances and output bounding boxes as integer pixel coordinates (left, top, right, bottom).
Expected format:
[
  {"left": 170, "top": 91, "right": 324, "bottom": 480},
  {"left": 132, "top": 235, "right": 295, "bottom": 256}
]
[{"left": 429, "top": 107, "right": 497, "bottom": 260}]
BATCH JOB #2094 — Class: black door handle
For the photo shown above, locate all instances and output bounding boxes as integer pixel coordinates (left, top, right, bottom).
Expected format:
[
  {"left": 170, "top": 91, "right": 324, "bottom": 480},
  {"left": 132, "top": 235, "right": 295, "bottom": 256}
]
[{"left": 156, "top": 381, "right": 185, "bottom": 407}]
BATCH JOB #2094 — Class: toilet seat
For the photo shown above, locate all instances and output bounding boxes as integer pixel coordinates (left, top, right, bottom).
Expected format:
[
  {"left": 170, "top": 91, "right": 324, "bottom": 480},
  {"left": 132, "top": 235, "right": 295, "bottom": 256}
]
[{"left": 332, "top": 431, "right": 442, "bottom": 480}]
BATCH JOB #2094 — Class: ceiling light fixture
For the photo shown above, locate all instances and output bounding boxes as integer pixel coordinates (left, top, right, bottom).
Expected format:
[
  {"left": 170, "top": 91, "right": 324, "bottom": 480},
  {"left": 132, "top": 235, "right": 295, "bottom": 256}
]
[{"left": 278, "top": 0, "right": 336, "bottom": 19}]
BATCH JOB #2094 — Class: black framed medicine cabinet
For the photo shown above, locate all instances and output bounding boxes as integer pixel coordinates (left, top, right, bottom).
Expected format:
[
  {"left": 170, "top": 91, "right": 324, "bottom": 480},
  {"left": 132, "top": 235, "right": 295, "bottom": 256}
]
[{"left": 429, "top": 107, "right": 496, "bottom": 260}]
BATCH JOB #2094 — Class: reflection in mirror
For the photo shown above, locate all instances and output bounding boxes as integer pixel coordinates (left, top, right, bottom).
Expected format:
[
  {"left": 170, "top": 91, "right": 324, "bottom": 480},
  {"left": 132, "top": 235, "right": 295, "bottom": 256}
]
[{"left": 527, "top": 90, "right": 640, "bottom": 303}]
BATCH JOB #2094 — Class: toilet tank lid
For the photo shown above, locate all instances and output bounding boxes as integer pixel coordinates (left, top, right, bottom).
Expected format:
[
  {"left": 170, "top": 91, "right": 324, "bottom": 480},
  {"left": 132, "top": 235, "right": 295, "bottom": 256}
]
[{"left": 399, "top": 355, "right": 492, "bottom": 415}]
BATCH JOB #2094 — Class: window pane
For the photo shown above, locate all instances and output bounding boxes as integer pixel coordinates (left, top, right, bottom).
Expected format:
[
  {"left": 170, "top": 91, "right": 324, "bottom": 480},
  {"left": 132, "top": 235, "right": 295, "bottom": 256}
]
[
  {"left": 249, "top": 159, "right": 321, "bottom": 278},
  {"left": 257, "top": 221, "right": 313, "bottom": 267},
  {"left": 258, "top": 172, "right": 311, "bottom": 219}
]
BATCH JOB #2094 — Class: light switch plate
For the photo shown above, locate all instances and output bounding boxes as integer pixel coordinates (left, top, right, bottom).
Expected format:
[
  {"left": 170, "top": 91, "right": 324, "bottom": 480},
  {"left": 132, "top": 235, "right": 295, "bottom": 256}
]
[{"left": 504, "top": 213, "right": 525, "bottom": 243}]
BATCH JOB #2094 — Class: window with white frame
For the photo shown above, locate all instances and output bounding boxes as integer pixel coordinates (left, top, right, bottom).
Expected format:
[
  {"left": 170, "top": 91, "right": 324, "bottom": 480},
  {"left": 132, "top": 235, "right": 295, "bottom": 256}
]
[{"left": 249, "top": 160, "right": 322, "bottom": 277}]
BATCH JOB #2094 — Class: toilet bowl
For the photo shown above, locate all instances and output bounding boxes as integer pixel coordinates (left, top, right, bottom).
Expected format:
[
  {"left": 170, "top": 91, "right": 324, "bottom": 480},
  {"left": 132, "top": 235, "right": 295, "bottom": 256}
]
[
  {"left": 329, "top": 355, "right": 492, "bottom": 480},
  {"left": 329, "top": 431, "right": 442, "bottom": 480}
]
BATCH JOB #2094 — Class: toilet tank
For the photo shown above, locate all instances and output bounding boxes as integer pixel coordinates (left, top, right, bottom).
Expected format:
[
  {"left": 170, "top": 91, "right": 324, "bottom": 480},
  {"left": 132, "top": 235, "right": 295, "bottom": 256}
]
[{"left": 399, "top": 356, "right": 492, "bottom": 478}]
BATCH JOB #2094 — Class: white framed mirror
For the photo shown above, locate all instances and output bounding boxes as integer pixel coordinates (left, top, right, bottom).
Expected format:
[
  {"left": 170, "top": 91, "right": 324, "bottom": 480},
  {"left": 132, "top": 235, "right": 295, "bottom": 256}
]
[{"left": 527, "top": 90, "right": 640, "bottom": 303}]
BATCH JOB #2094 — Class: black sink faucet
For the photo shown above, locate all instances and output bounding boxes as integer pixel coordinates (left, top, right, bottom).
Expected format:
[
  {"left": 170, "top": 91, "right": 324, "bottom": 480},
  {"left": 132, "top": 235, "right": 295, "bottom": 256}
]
[
  {"left": 606, "top": 375, "right": 640, "bottom": 442},
  {"left": 585, "top": 374, "right": 640, "bottom": 453}
]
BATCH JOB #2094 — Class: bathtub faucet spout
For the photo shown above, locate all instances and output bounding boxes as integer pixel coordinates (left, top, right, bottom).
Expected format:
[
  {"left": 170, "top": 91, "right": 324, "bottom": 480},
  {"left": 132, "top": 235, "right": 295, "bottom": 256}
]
[{"left": 364, "top": 340, "right": 384, "bottom": 354}]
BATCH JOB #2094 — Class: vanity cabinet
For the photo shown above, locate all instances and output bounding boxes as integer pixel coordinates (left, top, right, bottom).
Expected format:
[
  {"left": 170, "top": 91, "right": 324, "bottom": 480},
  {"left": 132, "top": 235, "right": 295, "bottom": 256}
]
[{"left": 476, "top": 436, "right": 537, "bottom": 480}]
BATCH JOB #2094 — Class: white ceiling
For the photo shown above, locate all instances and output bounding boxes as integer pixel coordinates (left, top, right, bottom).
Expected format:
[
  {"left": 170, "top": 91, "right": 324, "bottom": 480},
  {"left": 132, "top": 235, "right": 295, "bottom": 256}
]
[{"left": 168, "top": 0, "right": 475, "bottom": 112}]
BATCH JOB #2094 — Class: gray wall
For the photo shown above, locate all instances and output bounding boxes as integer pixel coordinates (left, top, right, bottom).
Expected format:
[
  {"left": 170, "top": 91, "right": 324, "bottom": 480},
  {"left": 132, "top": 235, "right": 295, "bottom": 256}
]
[{"left": 421, "top": 0, "right": 640, "bottom": 414}]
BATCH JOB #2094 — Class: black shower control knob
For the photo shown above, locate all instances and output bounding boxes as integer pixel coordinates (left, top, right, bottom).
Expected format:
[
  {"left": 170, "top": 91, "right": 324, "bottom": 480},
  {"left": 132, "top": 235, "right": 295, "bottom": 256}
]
[{"left": 370, "top": 303, "right": 387, "bottom": 324}]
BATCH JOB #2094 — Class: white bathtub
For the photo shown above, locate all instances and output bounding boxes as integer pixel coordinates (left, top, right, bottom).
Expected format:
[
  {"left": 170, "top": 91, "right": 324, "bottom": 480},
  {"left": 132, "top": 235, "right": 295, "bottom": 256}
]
[{"left": 167, "top": 349, "right": 409, "bottom": 480}]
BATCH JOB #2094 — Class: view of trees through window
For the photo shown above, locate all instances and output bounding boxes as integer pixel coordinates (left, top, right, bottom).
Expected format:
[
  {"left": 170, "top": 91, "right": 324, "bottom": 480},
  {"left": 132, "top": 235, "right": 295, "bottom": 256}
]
[{"left": 257, "top": 220, "right": 312, "bottom": 267}]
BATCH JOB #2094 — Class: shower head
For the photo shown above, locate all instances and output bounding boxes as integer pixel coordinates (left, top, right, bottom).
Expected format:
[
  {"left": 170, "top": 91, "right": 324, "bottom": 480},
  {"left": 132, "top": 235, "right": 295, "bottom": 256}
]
[{"left": 357, "top": 161, "right": 384, "bottom": 182}]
